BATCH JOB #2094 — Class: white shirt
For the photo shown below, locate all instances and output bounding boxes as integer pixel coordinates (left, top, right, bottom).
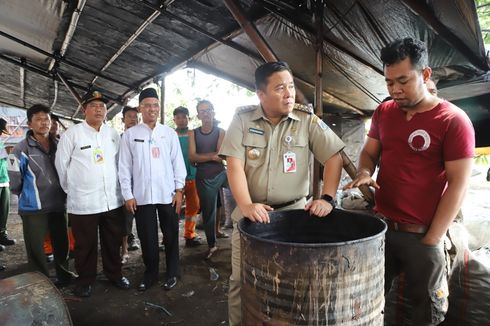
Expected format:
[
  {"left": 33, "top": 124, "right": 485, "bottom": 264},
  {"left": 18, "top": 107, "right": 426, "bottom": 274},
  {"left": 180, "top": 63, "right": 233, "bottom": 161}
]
[
  {"left": 118, "top": 123, "right": 186, "bottom": 205},
  {"left": 55, "top": 121, "right": 124, "bottom": 214}
]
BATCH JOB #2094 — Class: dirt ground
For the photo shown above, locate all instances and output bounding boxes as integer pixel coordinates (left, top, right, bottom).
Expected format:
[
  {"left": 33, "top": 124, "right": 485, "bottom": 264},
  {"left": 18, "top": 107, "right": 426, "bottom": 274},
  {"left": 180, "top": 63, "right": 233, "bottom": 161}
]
[
  {"left": 0, "top": 199, "right": 232, "bottom": 326},
  {"left": 1, "top": 166, "right": 488, "bottom": 326}
]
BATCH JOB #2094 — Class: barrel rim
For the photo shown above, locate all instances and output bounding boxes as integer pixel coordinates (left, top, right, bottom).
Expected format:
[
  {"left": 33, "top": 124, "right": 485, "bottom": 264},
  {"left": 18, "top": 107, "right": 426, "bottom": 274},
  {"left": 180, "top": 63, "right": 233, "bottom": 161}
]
[{"left": 237, "top": 208, "right": 387, "bottom": 247}]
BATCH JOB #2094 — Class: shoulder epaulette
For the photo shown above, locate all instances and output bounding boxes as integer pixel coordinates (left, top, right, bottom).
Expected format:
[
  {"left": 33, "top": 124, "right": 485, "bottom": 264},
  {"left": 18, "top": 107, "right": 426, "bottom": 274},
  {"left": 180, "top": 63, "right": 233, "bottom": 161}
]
[
  {"left": 235, "top": 105, "right": 258, "bottom": 115},
  {"left": 293, "top": 103, "right": 313, "bottom": 114}
]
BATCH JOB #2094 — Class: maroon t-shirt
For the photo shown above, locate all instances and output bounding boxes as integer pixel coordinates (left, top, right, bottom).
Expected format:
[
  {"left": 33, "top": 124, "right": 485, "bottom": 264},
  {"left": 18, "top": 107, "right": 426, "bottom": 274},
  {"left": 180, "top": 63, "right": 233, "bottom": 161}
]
[{"left": 368, "top": 100, "right": 475, "bottom": 225}]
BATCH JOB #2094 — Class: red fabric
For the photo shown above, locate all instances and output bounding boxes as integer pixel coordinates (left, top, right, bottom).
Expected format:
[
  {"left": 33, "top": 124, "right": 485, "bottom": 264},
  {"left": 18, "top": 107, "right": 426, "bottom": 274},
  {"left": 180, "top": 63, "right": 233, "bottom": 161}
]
[
  {"left": 368, "top": 100, "right": 474, "bottom": 225},
  {"left": 184, "top": 179, "right": 200, "bottom": 240},
  {"left": 43, "top": 233, "right": 52, "bottom": 254},
  {"left": 43, "top": 228, "right": 76, "bottom": 254}
]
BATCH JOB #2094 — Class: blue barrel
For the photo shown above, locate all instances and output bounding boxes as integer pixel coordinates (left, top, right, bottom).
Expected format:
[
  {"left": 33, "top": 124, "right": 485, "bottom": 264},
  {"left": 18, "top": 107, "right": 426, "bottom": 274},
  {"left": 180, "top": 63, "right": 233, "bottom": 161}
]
[{"left": 239, "top": 209, "right": 386, "bottom": 325}]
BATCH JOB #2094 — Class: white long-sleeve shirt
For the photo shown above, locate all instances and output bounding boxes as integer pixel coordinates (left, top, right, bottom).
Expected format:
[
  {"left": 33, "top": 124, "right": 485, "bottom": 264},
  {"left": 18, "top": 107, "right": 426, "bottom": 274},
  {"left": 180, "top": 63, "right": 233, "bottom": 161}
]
[
  {"left": 118, "top": 123, "right": 186, "bottom": 205},
  {"left": 55, "top": 121, "right": 124, "bottom": 214}
]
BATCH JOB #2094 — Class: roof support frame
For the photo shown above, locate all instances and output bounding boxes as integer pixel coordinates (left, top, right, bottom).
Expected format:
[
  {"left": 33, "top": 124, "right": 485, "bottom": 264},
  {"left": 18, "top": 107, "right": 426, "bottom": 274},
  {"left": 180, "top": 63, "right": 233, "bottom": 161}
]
[
  {"left": 139, "top": 0, "right": 260, "bottom": 60},
  {"left": 49, "top": 0, "right": 87, "bottom": 72},
  {"left": 257, "top": 0, "right": 384, "bottom": 75},
  {"left": 0, "top": 30, "right": 132, "bottom": 89},
  {"left": 90, "top": 1, "right": 171, "bottom": 86},
  {"left": 19, "top": 66, "right": 25, "bottom": 108},
  {"left": 223, "top": 0, "right": 365, "bottom": 115},
  {"left": 0, "top": 54, "right": 122, "bottom": 106},
  {"left": 56, "top": 71, "right": 84, "bottom": 117}
]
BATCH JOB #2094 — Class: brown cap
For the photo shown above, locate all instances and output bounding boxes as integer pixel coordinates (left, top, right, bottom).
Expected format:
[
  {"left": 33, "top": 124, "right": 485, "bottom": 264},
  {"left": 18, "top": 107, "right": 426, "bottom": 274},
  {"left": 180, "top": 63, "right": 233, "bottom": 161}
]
[{"left": 82, "top": 90, "right": 108, "bottom": 106}]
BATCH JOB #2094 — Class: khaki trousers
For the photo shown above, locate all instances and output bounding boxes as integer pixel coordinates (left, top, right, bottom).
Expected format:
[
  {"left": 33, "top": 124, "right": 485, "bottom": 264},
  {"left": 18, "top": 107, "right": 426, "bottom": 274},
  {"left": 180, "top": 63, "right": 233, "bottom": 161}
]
[{"left": 228, "top": 199, "right": 306, "bottom": 326}]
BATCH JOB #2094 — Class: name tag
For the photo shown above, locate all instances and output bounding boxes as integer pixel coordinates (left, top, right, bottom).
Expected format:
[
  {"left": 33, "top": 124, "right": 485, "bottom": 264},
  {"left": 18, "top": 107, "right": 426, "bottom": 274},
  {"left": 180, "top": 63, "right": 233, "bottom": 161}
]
[
  {"left": 151, "top": 146, "right": 160, "bottom": 159},
  {"left": 80, "top": 145, "right": 91, "bottom": 150},
  {"left": 283, "top": 152, "right": 297, "bottom": 173},
  {"left": 93, "top": 148, "right": 105, "bottom": 165},
  {"left": 134, "top": 139, "right": 144, "bottom": 143},
  {"left": 248, "top": 128, "right": 264, "bottom": 135}
]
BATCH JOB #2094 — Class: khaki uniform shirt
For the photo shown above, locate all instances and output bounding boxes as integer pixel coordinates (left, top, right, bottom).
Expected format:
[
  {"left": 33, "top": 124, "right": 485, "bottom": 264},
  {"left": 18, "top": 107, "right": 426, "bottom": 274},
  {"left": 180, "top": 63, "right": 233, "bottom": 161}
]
[{"left": 219, "top": 104, "right": 345, "bottom": 205}]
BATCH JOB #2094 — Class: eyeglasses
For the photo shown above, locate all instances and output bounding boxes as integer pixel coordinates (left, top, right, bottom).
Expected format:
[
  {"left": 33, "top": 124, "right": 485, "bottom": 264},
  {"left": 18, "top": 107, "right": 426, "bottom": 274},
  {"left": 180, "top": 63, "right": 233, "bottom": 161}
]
[
  {"left": 141, "top": 103, "right": 160, "bottom": 109},
  {"left": 198, "top": 108, "right": 214, "bottom": 114}
]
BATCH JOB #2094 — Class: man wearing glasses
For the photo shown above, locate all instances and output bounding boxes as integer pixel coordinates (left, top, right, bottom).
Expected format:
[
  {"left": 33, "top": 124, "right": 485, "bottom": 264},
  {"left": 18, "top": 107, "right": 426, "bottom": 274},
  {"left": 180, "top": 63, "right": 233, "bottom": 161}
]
[
  {"left": 118, "top": 88, "right": 186, "bottom": 291},
  {"left": 188, "top": 100, "right": 228, "bottom": 260}
]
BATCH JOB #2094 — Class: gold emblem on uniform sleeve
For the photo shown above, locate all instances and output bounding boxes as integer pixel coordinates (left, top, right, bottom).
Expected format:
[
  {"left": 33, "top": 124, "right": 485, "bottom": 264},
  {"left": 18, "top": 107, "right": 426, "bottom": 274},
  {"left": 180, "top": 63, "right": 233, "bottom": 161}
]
[{"left": 247, "top": 148, "right": 260, "bottom": 160}]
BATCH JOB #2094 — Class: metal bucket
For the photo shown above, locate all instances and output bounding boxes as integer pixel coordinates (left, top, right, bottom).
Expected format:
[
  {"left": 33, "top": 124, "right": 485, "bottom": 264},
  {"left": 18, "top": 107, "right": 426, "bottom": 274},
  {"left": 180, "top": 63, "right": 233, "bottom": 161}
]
[
  {"left": 0, "top": 272, "right": 73, "bottom": 326},
  {"left": 238, "top": 209, "right": 386, "bottom": 325}
]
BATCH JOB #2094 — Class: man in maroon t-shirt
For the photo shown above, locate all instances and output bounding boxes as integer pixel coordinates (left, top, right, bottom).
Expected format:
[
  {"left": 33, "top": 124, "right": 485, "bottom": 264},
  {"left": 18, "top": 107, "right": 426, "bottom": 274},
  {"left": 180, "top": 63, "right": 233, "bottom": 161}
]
[{"left": 345, "top": 38, "right": 474, "bottom": 325}]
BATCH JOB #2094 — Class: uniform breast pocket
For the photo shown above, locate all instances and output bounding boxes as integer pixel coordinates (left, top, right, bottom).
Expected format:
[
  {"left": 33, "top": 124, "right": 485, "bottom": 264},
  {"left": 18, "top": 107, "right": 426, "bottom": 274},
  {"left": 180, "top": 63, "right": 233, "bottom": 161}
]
[
  {"left": 283, "top": 136, "right": 308, "bottom": 166},
  {"left": 242, "top": 134, "right": 267, "bottom": 168},
  {"left": 77, "top": 144, "right": 94, "bottom": 161}
]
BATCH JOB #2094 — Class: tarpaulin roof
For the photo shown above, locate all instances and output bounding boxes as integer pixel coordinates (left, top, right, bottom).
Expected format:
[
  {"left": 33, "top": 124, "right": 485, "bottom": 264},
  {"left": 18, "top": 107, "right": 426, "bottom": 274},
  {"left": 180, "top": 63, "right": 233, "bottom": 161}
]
[{"left": 0, "top": 0, "right": 488, "bottom": 133}]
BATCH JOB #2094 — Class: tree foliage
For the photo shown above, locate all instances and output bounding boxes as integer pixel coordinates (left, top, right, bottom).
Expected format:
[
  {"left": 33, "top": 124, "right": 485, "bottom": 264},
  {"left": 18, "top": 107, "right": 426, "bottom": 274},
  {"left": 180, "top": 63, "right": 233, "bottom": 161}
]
[{"left": 477, "top": 0, "right": 490, "bottom": 44}]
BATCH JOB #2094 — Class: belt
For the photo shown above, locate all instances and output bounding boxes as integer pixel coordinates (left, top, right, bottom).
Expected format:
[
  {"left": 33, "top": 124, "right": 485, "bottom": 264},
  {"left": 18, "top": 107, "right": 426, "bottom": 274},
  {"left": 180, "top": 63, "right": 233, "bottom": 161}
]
[
  {"left": 270, "top": 198, "right": 303, "bottom": 210},
  {"left": 383, "top": 218, "right": 428, "bottom": 234}
]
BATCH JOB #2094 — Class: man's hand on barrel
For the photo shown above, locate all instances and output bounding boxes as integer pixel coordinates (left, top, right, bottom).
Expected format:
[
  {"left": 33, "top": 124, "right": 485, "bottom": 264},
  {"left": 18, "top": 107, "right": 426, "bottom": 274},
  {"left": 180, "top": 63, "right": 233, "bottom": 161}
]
[
  {"left": 241, "top": 203, "right": 273, "bottom": 223},
  {"left": 305, "top": 199, "right": 333, "bottom": 217}
]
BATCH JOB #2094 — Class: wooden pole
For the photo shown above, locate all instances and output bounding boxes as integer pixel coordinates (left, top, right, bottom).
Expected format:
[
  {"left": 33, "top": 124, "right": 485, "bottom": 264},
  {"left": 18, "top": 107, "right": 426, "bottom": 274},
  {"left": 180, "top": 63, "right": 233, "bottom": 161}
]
[
  {"left": 160, "top": 76, "right": 165, "bottom": 124},
  {"left": 313, "top": 0, "right": 324, "bottom": 199}
]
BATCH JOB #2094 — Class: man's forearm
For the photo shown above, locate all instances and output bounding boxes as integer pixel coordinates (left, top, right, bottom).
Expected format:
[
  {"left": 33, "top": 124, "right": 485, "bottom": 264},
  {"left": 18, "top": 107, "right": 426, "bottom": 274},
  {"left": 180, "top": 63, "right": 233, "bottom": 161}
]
[
  {"left": 190, "top": 152, "right": 219, "bottom": 163},
  {"left": 322, "top": 152, "right": 343, "bottom": 197},
  {"left": 425, "top": 182, "right": 469, "bottom": 243},
  {"left": 425, "top": 158, "right": 472, "bottom": 244},
  {"left": 357, "top": 152, "right": 377, "bottom": 176}
]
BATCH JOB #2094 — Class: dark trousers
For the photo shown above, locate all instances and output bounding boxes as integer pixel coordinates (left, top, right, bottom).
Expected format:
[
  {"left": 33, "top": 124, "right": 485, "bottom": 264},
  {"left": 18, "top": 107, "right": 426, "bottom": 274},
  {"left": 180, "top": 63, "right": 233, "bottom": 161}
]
[
  {"left": 196, "top": 170, "right": 228, "bottom": 248},
  {"left": 123, "top": 206, "right": 134, "bottom": 237},
  {"left": 385, "top": 230, "right": 448, "bottom": 326},
  {"left": 0, "top": 186, "right": 10, "bottom": 233},
  {"left": 135, "top": 204, "right": 179, "bottom": 282},
  {"left": 21, "top": 212, "right": 73, "bottom": 280},
  {"left": 69, "top": 206, "right": 124, "bottom": 286}
]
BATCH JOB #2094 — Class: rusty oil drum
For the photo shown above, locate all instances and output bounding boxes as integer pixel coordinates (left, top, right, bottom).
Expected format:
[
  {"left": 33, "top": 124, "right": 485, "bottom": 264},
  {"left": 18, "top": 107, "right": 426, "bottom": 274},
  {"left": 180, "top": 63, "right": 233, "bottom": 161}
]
[
  {"left": 0, "top": 272, "right": 73, "bottom": 326},
  {"left": 238, "top": 209, "right": 387, "bottom": 325}
]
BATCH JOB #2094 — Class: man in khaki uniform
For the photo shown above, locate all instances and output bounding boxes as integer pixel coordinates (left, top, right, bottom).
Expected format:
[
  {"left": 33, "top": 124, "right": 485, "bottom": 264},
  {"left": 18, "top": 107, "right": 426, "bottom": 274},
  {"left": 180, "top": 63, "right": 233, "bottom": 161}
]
[{"left": 219, "top": 61, "right": 345, "bottom": 325}]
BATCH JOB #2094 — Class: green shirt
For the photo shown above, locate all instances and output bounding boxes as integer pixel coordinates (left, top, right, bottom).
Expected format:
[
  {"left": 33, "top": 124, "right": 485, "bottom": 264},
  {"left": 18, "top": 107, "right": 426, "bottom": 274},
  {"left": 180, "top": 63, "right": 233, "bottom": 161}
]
[
  {"left": 176, "top": 129, "right": 196, "bottom": 181},
  {"left": 0, "top": 142, "right": 9, "bottom": 184}
]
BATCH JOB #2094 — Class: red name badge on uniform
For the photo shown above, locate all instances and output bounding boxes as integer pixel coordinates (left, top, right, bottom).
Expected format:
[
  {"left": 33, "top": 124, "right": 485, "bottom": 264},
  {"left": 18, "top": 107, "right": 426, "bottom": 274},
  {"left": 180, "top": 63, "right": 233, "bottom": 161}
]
[
  {"left": 151, "top": 146, "right": 160, "bottom": 159},
  {"left": 283, "top": 151, "right": 297, "bottom": 173}
]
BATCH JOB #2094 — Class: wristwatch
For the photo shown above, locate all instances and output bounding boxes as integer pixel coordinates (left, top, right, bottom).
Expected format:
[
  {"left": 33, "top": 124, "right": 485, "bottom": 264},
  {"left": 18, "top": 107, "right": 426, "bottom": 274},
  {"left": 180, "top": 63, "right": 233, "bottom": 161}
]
[
  {"left": 175, "top": 188, "right": 184, "bottom": 193},
  {"left": 320, "top": 194, "right": 336, "bottom": 208}
]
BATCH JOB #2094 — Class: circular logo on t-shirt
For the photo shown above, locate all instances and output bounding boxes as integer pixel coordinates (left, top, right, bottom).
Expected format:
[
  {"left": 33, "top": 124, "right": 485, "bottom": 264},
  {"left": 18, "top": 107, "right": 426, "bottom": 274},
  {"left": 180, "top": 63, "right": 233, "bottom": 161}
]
[{"left": 408, "top": 129, "right": 431, "bottom": 151}]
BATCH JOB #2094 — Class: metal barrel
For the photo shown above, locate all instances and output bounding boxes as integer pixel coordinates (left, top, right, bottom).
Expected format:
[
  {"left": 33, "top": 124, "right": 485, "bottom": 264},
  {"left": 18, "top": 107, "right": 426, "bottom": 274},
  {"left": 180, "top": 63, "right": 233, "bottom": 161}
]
[
  {"left": 238, "top": 209, "right": 386, "bottom": 325},
  {"left": 222, "top": 187, "right": 236, "bottom": 228},
  {"left": 0, "top": 272, "right": 73, "bottom": 326}
]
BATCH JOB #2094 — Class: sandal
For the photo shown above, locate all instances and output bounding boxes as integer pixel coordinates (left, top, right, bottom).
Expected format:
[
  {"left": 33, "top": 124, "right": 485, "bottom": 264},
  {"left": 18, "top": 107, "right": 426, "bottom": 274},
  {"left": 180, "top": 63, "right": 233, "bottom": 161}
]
[
  {"left": 216, "top": 231, "right": 229, "bottom": 239},
  {"left": 205, "top": 246, "right": 218, "bottom": 259}
]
